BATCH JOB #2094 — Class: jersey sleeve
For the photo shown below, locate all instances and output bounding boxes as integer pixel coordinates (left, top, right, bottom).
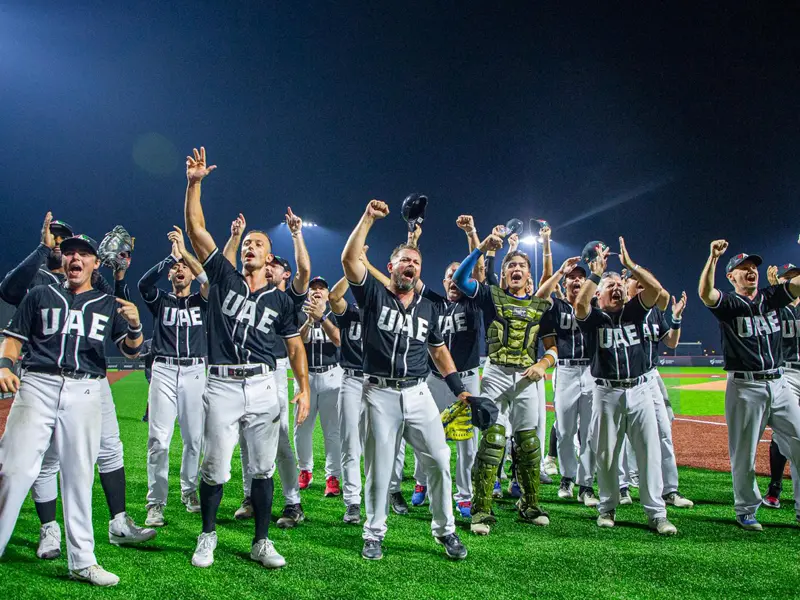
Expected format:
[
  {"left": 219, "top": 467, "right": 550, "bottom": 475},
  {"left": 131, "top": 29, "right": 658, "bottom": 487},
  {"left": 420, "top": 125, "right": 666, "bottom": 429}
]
[
  {"left": 92, "top": 272, "right": 115, "bottom": 296},
  {"left": 0, "top": 244, "right": 51, "bottom": 306},
  {"left": 763, "top": 282, "right": 796, "bottom": 311},
  {"left": 137, "top": 255, "right": 177, "bottom": 308},
  {"left": 110, "top": 302, "right": 131, "bottom": 347},
  {"left": 622, "top": 292, "right": 650, "bottom": 323},
  {"left": 201, "top": 248, "right": 237, "bottom": 287},
  {"left": 348, "top": 270, "right": 378, "bottom": 307},
  {"left": 706, "top": 290, "right": 739, "bottom": 320},
  {"left": 275, "top": 294, "right": 301, "bottom": 339},
  {"left": 287, "top": 283, "right": 308, "bottom": 307},
  {"left": 2, "top": 287, "right": 42, "bottom": 342},
  {"left": 485, "top": 254, "right": 500, "bottom": 287},
  {"left": 657, "top": 310, "right": 671, "bottom": 341},
  {"left": 539, "top": 300, "right": 559, "bottom": 339},
  {"left": 473, "top": 282, "right": 494, "bottom": 313},
  {"left": 576, "top": 305, "right": 603, "bottom": 331},
  {"left": 421, "top": 284, "right": 445, "bottom": 305}
]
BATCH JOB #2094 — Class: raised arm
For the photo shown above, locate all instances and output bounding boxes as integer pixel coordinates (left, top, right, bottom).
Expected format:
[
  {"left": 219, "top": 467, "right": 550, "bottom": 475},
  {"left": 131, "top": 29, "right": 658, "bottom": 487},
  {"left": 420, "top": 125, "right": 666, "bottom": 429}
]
[
  {"left": 664, "top": 292, "right": 687, "bottom": 349},
  {"left": 137, "top": 254, "right": 173, "bottom": 303},
  {"left": 359, "top": 244, "right": 391, "bottom": 287},
  {"left": 329, "top": 276, "right": 350, "bottom": 315},
  {"left": 183, "top": 146, "right": 218, "bottom": 262},
  {"left": 0, "top": 213, "right": 56, "bottom": 306},
  {"left": 698, "top": 240, "right": 727, "bottom": 307},
  {"left": 170, "top": 226, "right": 209, "bottom": 298},
  {"left": 286, "top": 207, "right": 311, "bottom": 296},
  {"left": 618, "top": 237, "right": 663, "bottom": 308},
  {"left": 341, "top": 200, "right": 389, "bottom": 283},
  {"left": 537, "top": 256, "right": 581, "bottom": 299},
  {"left": 456, "top": 215, "right": 485, "bottom": 282},
  {"left": 222, "top": 213, "right": 245, "bottom": 269},
  {"left": 538, "top": 224, "right": 553, "bottom": 287},
  {"left": 453, "top": 234, "right": 503, "bottom": 297},
  {"left": 576, "top": 248, "right": 608, "bottom": 320}
]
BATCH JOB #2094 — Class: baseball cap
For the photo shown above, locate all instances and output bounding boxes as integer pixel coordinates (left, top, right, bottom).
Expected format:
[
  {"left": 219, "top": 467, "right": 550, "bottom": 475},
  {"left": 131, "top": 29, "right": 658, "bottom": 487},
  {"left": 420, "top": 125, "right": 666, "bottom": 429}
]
[
  {"left": 726, "top": 253, "right": 762, "bottom": 273},
  {"left": 49, "top": 220, "right": 74, "bottom": 239},
  {"left": 565, "top": 264, "right": 587, "bottom": 278},
  {"left": 60, "top": 234, "right": 99, "bottom": 257},
  {"left": 777, "top": 263, "right": 800, "bottom": 279},
  {"left": 270, "top": 255, "right": 292, "bottom": 273},
  {"left": 580, "top": 240, "right": 609, "bottom": 264},
  {"left": 309, "top": 276, "right": 329, "bottom": 289}
]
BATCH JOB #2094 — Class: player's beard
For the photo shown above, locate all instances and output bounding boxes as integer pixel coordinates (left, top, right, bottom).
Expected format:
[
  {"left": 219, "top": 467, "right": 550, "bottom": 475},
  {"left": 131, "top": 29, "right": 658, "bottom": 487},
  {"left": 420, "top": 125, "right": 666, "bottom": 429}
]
[
  {"left": 47, "top": 249, "right": 62, "bottom": 271},
  {"left": 392, "top": 269, "right": 417, "bottom": 292}
]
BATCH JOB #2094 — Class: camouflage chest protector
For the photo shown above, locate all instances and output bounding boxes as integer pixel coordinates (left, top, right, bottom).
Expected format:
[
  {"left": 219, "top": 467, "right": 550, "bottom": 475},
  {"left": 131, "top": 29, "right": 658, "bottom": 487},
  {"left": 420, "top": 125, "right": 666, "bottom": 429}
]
[{"left": 486, "top": 286, "right": 550, "bottom": 368}]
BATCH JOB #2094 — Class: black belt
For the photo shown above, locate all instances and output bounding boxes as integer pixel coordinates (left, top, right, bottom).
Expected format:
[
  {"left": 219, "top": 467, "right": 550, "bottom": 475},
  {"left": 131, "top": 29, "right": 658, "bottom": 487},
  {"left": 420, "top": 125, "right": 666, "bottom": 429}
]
[
  {"left": 155, "top": 356, "right": 205, "bottom": 367},
  {"left": 432, "top": 369, "right": 477, "bottom": 380},
  {"left": 309, "top": 364, "right": 337, "bottom": 374},
  {"left": 343, "top": 368, "right": 364, "bottom": 378},
  {"left": 209, "top": 364, "right": 270, "bottom": 379},
  {"left": 733, "top": 370, "right": 782, "bottom": 381},
  {"left": 595, "top": 376, "right": 646, "bottom": 389},
  {"left": 27, "top": 366, "right": 102, "bottom": 380},
  {"left": 786, "top": 362, "right": 800, "bottom": 370},
  {"left": 367, "top": 376, "right": 424, "bottom": 390},
  {"left": 558, "top": 359, "right": 590, "bottom": 367}
]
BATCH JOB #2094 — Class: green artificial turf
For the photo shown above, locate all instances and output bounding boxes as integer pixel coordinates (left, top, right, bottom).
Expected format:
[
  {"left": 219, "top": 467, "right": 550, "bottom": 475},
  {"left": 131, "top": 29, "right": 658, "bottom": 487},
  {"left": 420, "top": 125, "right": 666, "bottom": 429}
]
[{"left": 3, "top": 371, "right": 799, "bottom": 600}]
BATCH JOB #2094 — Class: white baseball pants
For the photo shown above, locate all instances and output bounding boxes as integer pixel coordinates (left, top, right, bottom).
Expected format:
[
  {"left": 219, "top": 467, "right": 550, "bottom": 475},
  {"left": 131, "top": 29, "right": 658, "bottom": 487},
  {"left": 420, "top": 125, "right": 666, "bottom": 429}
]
[
  {"left": 480, "top": 362, "right": 540, "bottom": 433},
  {"left": 554, "top": 364, "right": 596, "bottom": 488},
  {"left": 295, "top": 366, "right": 343, "bottom": 479}
]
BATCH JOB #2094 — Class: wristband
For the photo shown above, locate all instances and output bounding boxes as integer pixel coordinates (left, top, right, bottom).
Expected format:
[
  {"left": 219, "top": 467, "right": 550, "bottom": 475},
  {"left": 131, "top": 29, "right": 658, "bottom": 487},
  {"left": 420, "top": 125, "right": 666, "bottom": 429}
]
[
  {"left": 319, "top": 313, "right": 328, "bottom": 323},
  {"left": 670, "top": 317, "right": 682, "bottom": 330},
  {"left": 127, "top": 324, "right": 143, "bottom": 340},
  {"left": 445, "top": 372, "right": 467, "bottom": 397},
  {"left": 588, "top": 273, "right": 602, "bottom": 285},
  {"left": 0, "top": 357, "right": 14, "bottom": 370},
  {"left": 195, "top": 271, "right": 208, "bottom": 286}
]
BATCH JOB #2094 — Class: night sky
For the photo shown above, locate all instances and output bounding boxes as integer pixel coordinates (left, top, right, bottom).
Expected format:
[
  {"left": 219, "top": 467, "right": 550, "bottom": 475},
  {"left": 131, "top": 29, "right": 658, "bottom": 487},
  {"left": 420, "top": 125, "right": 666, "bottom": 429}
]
[{"left": 2, "top": 3, "right": 798, "bottom": 350}]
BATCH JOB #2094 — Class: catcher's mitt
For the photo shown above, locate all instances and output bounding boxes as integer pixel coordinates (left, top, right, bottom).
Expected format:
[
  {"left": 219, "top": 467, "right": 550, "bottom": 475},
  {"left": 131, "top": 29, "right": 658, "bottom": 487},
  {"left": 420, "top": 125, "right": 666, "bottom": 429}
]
[
  {"left": 99, "top": 225, "right": 135, "bottom": 270},
  {"left": 440, "top": 401, "right": 474, "bottom": 441}
]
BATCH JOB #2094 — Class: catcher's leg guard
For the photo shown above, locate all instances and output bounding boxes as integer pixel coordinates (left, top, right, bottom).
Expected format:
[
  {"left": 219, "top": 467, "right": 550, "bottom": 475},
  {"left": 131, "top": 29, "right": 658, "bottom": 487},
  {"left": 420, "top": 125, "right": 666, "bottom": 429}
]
[
  {"left": 471, "top": 424, "right": 506, "bottom": 520},
  {"left": 514, "top": 429, "right": 548, "bottom": 523}
]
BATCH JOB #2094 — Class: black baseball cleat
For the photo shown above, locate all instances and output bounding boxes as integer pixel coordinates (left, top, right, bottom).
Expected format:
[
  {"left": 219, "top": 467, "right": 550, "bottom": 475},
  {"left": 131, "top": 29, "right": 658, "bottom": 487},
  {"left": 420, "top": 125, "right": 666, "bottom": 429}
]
[
  {"left": 390, "top": 492, "right": 409, "bottom": 515},
  {"left": 362, "top": 539, "right": 383, "bottom": 560},
  {"left": 276, "top": 504, "right": 305, "bottom": 529},
  {"left": 343, "top": 504, "right": 361, "bottom": 524},
  {"left": 435, "top": 533, "right": 467, "bottom": 560}
]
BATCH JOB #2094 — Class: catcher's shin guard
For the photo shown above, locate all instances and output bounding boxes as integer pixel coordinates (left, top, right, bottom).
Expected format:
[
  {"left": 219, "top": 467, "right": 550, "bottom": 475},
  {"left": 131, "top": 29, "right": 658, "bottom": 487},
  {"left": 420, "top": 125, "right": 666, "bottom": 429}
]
[
  {"left": 514, "top": 429, "right": 543, "bottom": 512},
  {"left": 471, "top": 424, "right": 505, "bottom": 516}
]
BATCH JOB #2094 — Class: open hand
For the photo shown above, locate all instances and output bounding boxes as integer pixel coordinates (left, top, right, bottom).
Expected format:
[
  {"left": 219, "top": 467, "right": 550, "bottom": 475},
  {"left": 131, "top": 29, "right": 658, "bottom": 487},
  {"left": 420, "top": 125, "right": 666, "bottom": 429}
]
[
  {"left": 672, "top": 291, "right": 688, "bottom": 319},
  {"left": 231, "top": 213, "right": 246, "bottom": 237},
  {"left": 186, "top": 147, "right": 217, "bottom": 183},
  {"left": 41, "top": 212, "right": 55, "bottom": 248}
]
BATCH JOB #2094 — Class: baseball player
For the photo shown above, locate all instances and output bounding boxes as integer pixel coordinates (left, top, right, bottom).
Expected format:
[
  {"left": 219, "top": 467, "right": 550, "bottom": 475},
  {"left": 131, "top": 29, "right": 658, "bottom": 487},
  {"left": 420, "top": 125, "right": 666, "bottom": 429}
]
[
  {"left": 699, "top": 242, "right": 800, "bottom": 530},
  {"left": 138, "top": 227, "right": 209, "bottom": 526},
  {"left": 539, "top": 263, "right": 600, "bottom": 507},
  {"left": 183, "top": 147, "right": 310, "bottom": 569},
  {"left": 576, "top": 239, "right": 677, "bottom": 535},
  {"left": 762, "top": 263, "right": 800, "bottom": 509},
  {"left": 0, "top": 233, "right": 144, "bottom": 586},
  {"left": 625, "top": 271, "right": 694, "bottom": 508},
  {"left": 224, "top": 213, "right": 311, "bottom": 529},
  {"left": 295, "top": 276, "right": 343, "bottom": 497},
  {"left": 0, "top": 214, "right": 155, "bottom": 561},
  {"left": 341, "top": 199, "right": 470, "bottom": 561}
]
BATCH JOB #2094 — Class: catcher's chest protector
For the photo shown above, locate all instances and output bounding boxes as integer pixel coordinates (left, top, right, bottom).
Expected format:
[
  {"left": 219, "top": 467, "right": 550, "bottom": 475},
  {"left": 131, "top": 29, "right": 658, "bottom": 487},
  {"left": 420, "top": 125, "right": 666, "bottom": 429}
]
[{"left": 486, "top": 286, "right": 549, "bottom": 368}]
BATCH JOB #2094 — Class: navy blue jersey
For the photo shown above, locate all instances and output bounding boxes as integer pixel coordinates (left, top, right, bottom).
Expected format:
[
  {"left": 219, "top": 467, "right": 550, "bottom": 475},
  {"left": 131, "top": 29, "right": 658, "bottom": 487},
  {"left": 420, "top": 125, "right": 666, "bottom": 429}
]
[
  {"left": 577, "top": 293, "right": 652, "bottom": 380},
  {"left": 642, "top": 307, "right": 670, "bottom": 372},
  {"left": 780, "top": 303, "right": 800, "bottom": 364},
  {"left": 138, "top": 255, "right": 208, "bottom": 359},
  {"left": 274, "top": 285, "right": 307, "bottom": 360},
  {"left": 301, "top": 309, "right": 339, "bottom": 368},
  {"left": 539, "top": 298, "right": 591, "bottom": 361},
  {"left": 332, "top": 302, "right": 363, "bottom": 370},
  {"left": 202, "top": 249, "right": 300, "bottom": 367},
  {"left": 3, "top": 284, "right": 133, "bottom": 377},
  {"left": 707, "top": 283, "right": 795, "bottom": 372},
  {"left": 421, "top": 285, "right": 482, "bottom": 373},
  {"left": 348, "top": 271, "right": 444, "bottom": 378}
]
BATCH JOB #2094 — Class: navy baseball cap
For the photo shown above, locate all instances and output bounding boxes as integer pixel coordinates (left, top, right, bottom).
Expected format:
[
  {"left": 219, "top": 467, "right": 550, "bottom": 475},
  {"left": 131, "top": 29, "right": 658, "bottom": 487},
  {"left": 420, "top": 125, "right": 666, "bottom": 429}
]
[
  {"left": 777, "top": 263, "right": 800, "bottom": 279},
  {"left": 60, "top": 234, "right": 98, "bottom": 257},
  {"left": 49, "top": 220, "right": 73, "bottom": 239},
  {"left": 565, "top": 264, "right": 587, "bottom": 278},
  {"left": 270, "top": 255, "right": 292, "bottom": 273},
  {"left": 309, "top": 276, "right": 329, "bottom": 289},
  {"left": 726, "top": 253, "right": 762, "bottom": 273}
]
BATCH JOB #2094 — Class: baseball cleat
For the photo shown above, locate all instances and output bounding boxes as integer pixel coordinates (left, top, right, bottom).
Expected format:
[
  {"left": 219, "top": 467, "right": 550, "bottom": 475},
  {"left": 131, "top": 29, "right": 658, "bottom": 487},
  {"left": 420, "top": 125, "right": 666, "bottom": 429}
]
[
  {"left": 411, "top": 485, "right": 427, "bottom": 506},
  {"left": 557, "top": 479, "right": 575, "bottom": 499},
  {"left": 70, "top": 564, "right": 120, "bottom": 587},
  {"left": 648, "top": 517, "right": 678, "bottom": 536},
  {"left": 542, "top": 455, "right": 559, "bottom": 477},
  {"left": 457, "top": 501, "right": 472, "bottom": 519},
  {"left": 629, "top": 473, "right": 640, "bottom": 488},
  {"left": 298, "top": 470, "right": 313, "bottom": 490},
  {"left": 324, "top": 476, "right": 341, "bottom": 497},
  {"left": 508, "top": 480, "right": 522, "bottom": 499},
  {"left": 735, "top": 513, "right": 763, "bottom": 531},
  {"left": 517, "top": 500, "right": 550, "bottom": 526},
  {"left": 762, "top": 483, "right": 782, "bottom": 509},
  {"left": 182, "top": 492, "right": 201, "bottom": 513},
  {"left": 540, "top": 472, "right": 553, "bottom": 485},
  {"left": 343, "top": 504, "right": 362, "bottom": 524},
  {"left": 435, "top": 533, "right": 468, "bottom": 560},
  {"left": 191, "top": 531, "right": 217, "bottom": 568},
  {"left": 619, "top": 487, "right": 633, "bottom": 505},
  {"left": 234, "top": 497, "right": 253, "bottom": 520},
  {"left": 597, "top": 511, "right": 616, "bottom": 528},
  {"left": 362, "top": 539, "right": 383, "bottom": 560},
  {"left": 390, "top": 491, "right": 409, "bottom": 515},
  {"left": 663, "top": 491, "right": 694, "bottom": 508},
  {"left": 470, "top": 512, "right": 496, "bottom": 536},
  {"left": 145, "top": 504, "right": 166, "bottom": 527},
  {"left": 36, "top": 521, "right": 62, "bottom": 560},
  {"left": 276, "top": 503, "right": 305, "bottom": 529},
  {"left": 109, "top": 513, "right": 157, "bottom": 545},
  {"left": 579, "top": 487, "right": 600, "bottom": 508},
  {"left": 492, "top": 481, "right": 503, "bottom": 499},
  {"left": 250, "top": 539, "right": 286, "bottom": 569}
]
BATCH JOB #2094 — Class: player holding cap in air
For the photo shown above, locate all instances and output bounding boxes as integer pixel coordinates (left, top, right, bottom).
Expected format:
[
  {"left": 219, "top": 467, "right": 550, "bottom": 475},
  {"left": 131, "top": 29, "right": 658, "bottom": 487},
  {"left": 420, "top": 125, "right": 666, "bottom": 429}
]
[
  {"left": 762, "top": 263, "right": 800, "bottom": 510},
  {"left": 699, "top": 243, "right": 800, "bottom": 530},
  {"left": 576, "top": 239, "right": 677, "bottom": 535},
  {"left": 0, "top": 233, "right": 144, "bottom": 586},
  {"left": 183, "top": 147, "right": 310, "bottom": 568},
  {"left": 138, "top": 226, "right": 209, "bottom": 526},
  {"left": 341, "top": 199, "right": 471, "bottom": 561},
  {"left": 0, "top": 213, "right": 155, "bottom": 562},
  {"left": 224, "top": 211, "right": 311, "bottom": 529},
  {"left": 623, "top": 269, "right": 694, "bottom": 508}
]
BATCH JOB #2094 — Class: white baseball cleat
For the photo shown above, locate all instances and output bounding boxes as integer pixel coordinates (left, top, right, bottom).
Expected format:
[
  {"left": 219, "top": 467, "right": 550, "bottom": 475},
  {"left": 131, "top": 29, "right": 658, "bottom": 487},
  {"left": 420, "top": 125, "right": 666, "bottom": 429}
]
[
  {"left": 579, "top": 488, "right": 600, "bottom": 508},
  {"left": 250, "top": 539, "right": 286, "bottom": 569},
  {"left": 664, "top": 492, "right": 694, "bottom": 508},
  {"left": 597, "top": 511, "right": 616, "bottom": 528},
  {"left": 182, "top": 492, "right": 201, "bottom": 513},
  {"left": 557, "top": 479, "right": 575, "bottom": 500},
  {"left": 648, "top": 517, "right": 678, "bottom": 536},
  {"left": 109, "top": 513, "right": 157, "bottom": 545},
  {"left": 145, "top": 504, "right": 166, "bottom": 527},
  {"left": 619, "top": 488, "right": 633, "bottom": 505},
  {"left": 70, "top": 564, "right": 120, "bottom": 587},
  {"left": 542, "top": 455, "right": 559, "bottom": 477},
  {"left": 470, "top": 522, "right": 491, "bottom": 535},
  {"left": 36, "top": 521, "right": 62, "bottom": 560},
  {"left": 192, "top": 531, "right": 218, "bottom": 568}
]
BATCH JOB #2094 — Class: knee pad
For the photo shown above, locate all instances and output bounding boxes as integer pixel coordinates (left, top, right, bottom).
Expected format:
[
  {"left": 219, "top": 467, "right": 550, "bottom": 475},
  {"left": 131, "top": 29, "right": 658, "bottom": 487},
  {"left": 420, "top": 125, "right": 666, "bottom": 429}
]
[
  {"left": 477, "top": 424, "right": 506, "bottom": 466},
  {"left": 514, "top": 429, "right": 541, "bottom": 468}
]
